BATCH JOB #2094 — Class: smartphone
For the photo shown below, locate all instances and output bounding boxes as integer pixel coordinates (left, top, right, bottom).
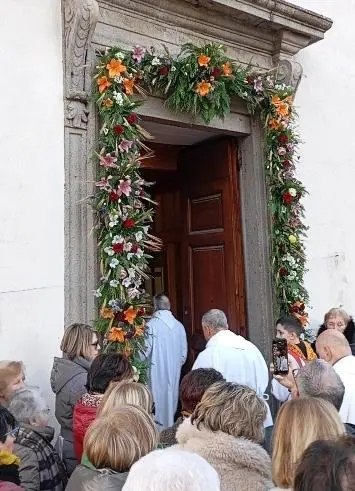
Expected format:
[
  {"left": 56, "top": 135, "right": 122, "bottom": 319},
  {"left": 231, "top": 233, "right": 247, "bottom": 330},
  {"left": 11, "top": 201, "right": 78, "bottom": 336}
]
[{"left": 272, "top": 338, "right": 289, "bottom": 375}]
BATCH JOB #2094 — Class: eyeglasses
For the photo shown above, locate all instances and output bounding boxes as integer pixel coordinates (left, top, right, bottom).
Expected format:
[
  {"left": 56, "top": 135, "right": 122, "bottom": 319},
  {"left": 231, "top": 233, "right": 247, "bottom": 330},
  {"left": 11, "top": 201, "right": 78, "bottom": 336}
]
[
  {"left": 2, "top": 427, "right": 20, "bottom": 440},
  {"left": 91, "top": 342, "right": 99, "bottom": 348}
]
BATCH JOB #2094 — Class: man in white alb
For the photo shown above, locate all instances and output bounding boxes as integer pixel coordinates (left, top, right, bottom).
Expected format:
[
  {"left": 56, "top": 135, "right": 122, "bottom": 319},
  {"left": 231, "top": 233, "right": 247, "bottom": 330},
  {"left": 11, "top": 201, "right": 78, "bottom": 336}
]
[
  {"left": 192, "top": 309, "right": 272, "bottom": 426},
  {"left": 316, "top": 329, "right": 355, "bottom": 425},
  {"left": 145, "top": 294, "right": 187, "bottom": 431}
]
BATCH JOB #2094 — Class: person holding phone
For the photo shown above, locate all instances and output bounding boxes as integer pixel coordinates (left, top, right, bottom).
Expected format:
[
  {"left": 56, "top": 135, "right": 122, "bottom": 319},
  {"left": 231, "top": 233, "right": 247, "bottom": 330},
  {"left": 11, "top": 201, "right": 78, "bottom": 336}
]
[{"left": 272, "top": 316, "right": 316, "bottom": 402}]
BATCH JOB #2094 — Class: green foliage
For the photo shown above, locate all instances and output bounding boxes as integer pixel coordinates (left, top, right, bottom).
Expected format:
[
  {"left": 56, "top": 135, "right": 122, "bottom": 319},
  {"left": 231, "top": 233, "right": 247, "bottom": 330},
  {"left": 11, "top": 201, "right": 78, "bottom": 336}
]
[{"left": 92, "top": 41, "right": 310, "bottom": 358}]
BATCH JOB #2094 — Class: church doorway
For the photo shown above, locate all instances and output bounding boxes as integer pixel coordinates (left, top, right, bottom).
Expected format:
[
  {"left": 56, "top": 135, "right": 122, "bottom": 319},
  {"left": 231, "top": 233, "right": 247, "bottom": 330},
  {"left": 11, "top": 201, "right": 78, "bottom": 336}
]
[{"left": 142, "top": 133, "right": 247, "bottom": 371}]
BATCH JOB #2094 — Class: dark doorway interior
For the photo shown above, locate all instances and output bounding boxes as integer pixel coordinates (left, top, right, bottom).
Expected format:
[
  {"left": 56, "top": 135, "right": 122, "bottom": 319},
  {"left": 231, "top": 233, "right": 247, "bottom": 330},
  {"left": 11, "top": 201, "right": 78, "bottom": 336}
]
[{"left": 142, "top": 137, "right": 247, "bottom": 371}]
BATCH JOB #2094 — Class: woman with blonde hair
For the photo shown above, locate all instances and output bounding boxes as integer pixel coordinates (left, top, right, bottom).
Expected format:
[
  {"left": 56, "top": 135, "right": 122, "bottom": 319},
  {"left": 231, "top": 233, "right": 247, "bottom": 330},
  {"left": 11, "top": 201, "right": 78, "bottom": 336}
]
[
  {"left": 313, "top": 308, "right": 355, "bottom": 352},
  {"left": 50, "top": 323, "right": 100, "bottom": 474},
  {"left": 0, "top": 361, "right": 25, "bottom": 405},
  {"left": 175, "top": 381, "right": 273, "bottom": 491},
  {"left": 66, "top": 405, "right": 159, "bottom": 490},
  {"left": 271, "top": 397, "right": 346, "bottom": 490},
  {"left": 99, "top": 380, "right": 153, "bottom": 417}
]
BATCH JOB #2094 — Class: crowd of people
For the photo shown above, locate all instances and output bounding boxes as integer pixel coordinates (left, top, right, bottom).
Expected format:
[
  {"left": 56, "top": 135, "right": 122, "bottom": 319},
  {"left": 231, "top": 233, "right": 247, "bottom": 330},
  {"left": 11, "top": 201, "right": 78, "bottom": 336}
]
[{"left": 0, "top": 297, "right": 355, "bottom": 490}]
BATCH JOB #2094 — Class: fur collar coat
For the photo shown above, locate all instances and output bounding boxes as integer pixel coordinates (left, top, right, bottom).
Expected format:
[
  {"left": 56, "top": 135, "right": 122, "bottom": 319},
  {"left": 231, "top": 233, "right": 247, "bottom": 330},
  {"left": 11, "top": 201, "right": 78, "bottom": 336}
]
[{"left": 175, "top": 418, "right": 273, "bottom": 491}]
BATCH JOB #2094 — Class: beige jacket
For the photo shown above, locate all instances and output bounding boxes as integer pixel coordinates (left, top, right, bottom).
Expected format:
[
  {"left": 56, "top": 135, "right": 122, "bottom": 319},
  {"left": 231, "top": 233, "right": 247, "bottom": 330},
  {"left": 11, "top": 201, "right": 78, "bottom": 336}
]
[{"left": 175, "top": 419, "right": 273, "bottom": 491}]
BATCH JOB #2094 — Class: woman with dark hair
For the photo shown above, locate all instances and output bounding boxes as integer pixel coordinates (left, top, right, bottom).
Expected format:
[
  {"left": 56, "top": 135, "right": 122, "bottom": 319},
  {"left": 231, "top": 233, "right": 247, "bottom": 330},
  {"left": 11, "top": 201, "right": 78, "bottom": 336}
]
[
  {"left": 160, "top": 368, "right": 224, "bottom": 447},
  {"left": 294, "top": 436, "right": 355, "bottom": 491},
  {"left": 0, "top": 405, "right": 22, "bottom": 488},
  {"left": 50, "top": 323, "right": 100, "bottom": 474},
  {"left": 73, "top": 353, "right": 133, "bottom": 461},
  {"left": 313, "top": 308, "right": 355, "bottom": 354}
]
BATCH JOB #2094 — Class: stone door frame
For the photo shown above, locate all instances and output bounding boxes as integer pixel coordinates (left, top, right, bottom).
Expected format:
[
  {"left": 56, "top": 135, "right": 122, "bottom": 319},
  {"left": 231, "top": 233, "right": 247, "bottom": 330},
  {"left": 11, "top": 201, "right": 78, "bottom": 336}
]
[{"left": 62, "top": 0, "right": 332, "bottom": 356}]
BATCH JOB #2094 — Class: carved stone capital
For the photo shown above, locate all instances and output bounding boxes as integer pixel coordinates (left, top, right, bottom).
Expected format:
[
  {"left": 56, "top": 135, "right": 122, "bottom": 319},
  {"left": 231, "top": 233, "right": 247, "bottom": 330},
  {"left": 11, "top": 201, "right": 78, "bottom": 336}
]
[
  {"left": 63, "top": 0, "right": 99, "bottom": 128},
  {"left": 275, "top": 58, "right": 303, "bottom": 91}
]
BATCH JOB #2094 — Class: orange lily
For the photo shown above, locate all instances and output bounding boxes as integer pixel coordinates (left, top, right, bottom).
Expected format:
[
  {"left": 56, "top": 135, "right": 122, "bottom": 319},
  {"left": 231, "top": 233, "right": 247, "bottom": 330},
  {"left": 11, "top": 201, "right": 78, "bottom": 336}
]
[
  {"left": 196, "top": 80, "right": 212, "bottom": 97},
  {"left": 100, "top": 307, "right": 114, "bottom": 319},
  {"left": 268, "top": 118, "right": 281, "bottom": 130},
  {"left": 198, "top": 54, "right": 211, "bottom": 67},
  {"left": 106, "top": 59, "right": 127, "bottom": 78},
  {"left": 124, "top": 306, "right": 138, "bottom": 325},
  {"left": 276, "top": 102, "right": 289, "bottom": 117},
  {"left": 107, "top": 327, "right": 125, "bottom": 343},
  {"left": 271, "top": 95, "right": 281, "bottom": 106},
  {"left": 135, "top": 325, "right": 145, "bottom": 337},
  {"left": 123, "top": 78, "right": 135, "bottom": 95},
  {"left": 97, "top": 76, "right": 111, "bottom": 93},
  {"left": 222, "top": 62, "right": 232, "bottom": 76},
  {"left": 294, "top": 312, "right": 309, "bottom": 328},
  {"left": 103, "top": 98, "right": 113, "bottom": 107}
]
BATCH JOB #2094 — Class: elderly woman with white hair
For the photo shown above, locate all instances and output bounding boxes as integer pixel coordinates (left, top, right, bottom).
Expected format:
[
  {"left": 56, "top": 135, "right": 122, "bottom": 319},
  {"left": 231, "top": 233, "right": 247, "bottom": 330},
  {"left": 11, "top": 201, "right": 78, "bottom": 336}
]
[
  {"left": 7, "top": 387, "right": 67, "bottom": 491},
  {"left": 123, "top": 448, "right": 220, "bottom": 491}
]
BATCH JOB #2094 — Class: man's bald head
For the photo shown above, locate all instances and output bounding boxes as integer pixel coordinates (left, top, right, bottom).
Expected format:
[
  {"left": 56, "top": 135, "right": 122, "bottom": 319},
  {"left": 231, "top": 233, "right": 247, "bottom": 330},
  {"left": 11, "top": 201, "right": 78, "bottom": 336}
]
[
  {"left": 153, "top": 294, "right": 171, "bottom": 311},
  {"left": 316, "top": 329, "right": 351, "bottom": 365}
]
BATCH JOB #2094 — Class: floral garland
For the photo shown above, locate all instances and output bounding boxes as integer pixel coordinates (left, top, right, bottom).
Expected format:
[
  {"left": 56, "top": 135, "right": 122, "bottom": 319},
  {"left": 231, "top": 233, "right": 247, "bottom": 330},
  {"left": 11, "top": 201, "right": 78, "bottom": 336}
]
[{"left": 92, "top": 43, "right": 309, "bottom": 377}]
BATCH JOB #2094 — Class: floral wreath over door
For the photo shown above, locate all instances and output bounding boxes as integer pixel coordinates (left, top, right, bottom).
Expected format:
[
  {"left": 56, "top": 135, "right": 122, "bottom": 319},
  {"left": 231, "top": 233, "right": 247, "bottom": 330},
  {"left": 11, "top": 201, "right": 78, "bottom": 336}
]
[{"left": 92, "top": 43, "right": 309, "bottom": 378}]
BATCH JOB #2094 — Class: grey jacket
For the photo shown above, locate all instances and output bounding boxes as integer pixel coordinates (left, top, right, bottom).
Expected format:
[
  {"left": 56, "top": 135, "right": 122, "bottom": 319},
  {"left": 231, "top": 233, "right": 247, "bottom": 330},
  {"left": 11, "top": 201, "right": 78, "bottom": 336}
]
[
  {"left": 66, "top": 464, "right": 128, "bottom": 491},
  {"left": 14, "top": 424, "right": 67, "bottom": 491},
  {"left": 50, "top": 356, "right": 90, "bottom": 473}
]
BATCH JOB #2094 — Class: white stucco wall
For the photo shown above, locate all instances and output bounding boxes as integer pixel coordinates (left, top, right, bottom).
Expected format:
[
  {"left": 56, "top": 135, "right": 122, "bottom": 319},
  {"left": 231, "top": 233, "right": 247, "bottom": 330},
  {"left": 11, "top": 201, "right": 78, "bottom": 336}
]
[
  {"left": 293, "top": 0, "right": 355, "bottom": 331},
  {"left": 0, "top": 0, "right": 64, "bottom": 413}
]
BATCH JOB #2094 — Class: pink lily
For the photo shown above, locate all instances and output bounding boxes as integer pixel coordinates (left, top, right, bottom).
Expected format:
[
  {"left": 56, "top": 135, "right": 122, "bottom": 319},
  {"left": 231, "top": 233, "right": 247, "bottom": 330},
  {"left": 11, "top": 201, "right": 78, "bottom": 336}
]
[
  {"left": 119, "top": 139, "right": 133, "bottom": 153},
  {"left": 117, "top": 179, "right": 132, "bottom": 197},
  {"left": 95, "top": 176, "right": 112, "bottom": 189},
  {"left": 99, "top": 153, "right": 117, "bottom": 168},
  {"left": 132, "top": 45, "right": 146, "bottom": 63}
]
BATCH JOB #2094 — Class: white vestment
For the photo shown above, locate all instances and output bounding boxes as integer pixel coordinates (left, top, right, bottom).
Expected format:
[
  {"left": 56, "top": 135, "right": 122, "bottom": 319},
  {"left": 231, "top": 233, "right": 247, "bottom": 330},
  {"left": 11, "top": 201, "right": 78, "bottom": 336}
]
[
  {"left": 333, "top": 355, "right": 355, "bottom": 425},
  {"left": 145, "top": 310, "right": 187, "bottom": 431},
  {"left": 192, "top": 329, "right": 273, "bottom": 427}
]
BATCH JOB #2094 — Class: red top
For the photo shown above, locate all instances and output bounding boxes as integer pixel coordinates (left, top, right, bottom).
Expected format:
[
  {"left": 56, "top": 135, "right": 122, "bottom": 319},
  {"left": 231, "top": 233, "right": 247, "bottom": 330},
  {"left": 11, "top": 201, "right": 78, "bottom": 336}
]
[{"left": 72, "top": 393, "right": 102, "bottom": 461}]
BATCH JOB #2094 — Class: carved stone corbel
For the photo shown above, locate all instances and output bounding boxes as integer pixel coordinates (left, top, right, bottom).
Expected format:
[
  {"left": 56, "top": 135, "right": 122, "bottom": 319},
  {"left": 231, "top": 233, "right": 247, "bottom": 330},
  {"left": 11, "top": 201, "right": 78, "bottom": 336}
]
[
  {"left": 62, "top": 0, "right": 99, "bottom": 325},
  {"left": 275, "top": 58, "right": 303, "bottom": 91},
  {"left": 63, "top": 0, "right": 99, "bottom": 128}
]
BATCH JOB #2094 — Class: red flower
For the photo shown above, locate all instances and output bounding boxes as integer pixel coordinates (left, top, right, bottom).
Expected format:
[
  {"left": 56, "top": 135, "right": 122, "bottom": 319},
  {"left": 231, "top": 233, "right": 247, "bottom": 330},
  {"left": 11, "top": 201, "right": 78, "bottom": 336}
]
[
  {"left": 159, "top": 66, "right": 169, "bottom": 76},
  {"left": 279, "top": 267, "right": 288, "bottom": 277},
  {"left": 109, "top": 191, "right": 120, "bottom": 202},
  {"left": 123, "top": 218, "right": 136, "bottom": 229},
  {"left": 282, "top": 160, "right": 291, "bottom": 169},
  {"left": 114, "top": 125, "right": 124, "bottom": 135},
  {"left": 278, "top": 133, "right": 289, "bottom": 145},
  {"left": 114, "top": 311, "right": 125, "bottom": 322},
  {"left": 127, "top": 113, "right": 138, "bottom": 125},
  {"left": 137, "top": 307, "right": 145, "bottom": 316},
  {"left": 211, "top": 67, "right": 222, "bottom": 79},
  {"left": 130, "top": 243, "right": 139, "bottom": 253},
  {"left": 282, "top": 191, "right": 293, "bottom": 205},
  {"left": 113, "top": 243, "right": 124, "bottom": 254}
]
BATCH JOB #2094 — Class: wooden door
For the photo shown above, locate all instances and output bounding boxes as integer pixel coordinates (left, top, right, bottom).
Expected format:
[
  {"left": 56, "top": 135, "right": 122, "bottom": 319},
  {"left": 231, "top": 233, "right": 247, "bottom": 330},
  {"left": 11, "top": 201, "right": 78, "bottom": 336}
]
[{"left": 179, "top": 137, "right": 247, "bottom": 369}]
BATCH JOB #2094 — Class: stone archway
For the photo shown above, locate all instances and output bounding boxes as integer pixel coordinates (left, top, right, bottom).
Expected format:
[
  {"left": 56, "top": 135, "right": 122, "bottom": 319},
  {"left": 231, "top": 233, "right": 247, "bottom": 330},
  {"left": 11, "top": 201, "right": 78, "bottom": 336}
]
[{"left": 61, "top": 0, "right": 332, "bottom": 356}]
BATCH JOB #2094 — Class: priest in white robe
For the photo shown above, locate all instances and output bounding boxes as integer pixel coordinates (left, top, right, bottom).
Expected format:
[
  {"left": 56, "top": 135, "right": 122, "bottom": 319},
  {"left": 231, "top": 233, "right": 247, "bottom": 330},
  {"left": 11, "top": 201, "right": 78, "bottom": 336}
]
[
  {"left": 316, "top": 329, "right": 355, "bottom": 425},
  {"left": 145, "top": 294, "right": 187, "bottom": 431},
  {"left": 192, "top": 309, "right": 273, "bottom": 427}
]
